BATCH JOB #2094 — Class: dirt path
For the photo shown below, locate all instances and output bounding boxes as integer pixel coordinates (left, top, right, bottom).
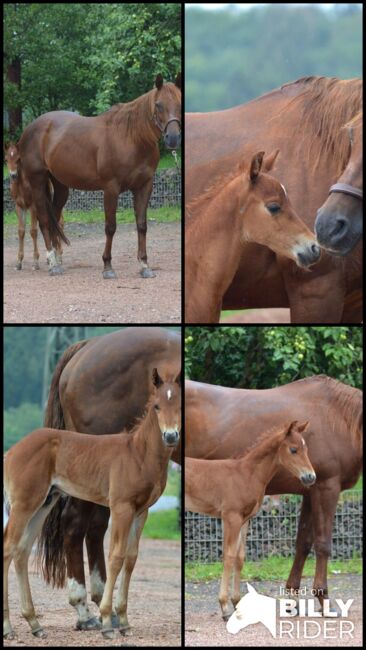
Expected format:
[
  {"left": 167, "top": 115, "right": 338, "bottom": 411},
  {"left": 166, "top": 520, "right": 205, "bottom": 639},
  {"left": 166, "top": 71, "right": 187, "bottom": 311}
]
[
  {"left": 5, "top": 538, "right": 181, "bottom": 647},
  {"left": 185, "top": 575, "right": 362, "bottom": 646},
  {"left": 4, "top": 222, "right": 181, "bottom": 323}
]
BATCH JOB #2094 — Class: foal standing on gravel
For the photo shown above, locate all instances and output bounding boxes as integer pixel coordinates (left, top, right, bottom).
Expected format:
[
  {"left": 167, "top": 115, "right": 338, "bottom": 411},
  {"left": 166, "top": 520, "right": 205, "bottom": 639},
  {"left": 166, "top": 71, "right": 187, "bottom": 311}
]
[
  {"left": 4, "top": 367, "right": 181, "bottom": 640},
  {"left": 185, "top": 421, "right": 316, "bottom": 620}
]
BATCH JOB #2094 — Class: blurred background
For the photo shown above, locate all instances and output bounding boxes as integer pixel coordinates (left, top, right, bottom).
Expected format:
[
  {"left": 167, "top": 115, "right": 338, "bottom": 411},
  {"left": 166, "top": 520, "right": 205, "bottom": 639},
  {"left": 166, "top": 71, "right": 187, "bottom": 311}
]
[{"left": 185, "top": 3, "right": 362, "bottom": 111}]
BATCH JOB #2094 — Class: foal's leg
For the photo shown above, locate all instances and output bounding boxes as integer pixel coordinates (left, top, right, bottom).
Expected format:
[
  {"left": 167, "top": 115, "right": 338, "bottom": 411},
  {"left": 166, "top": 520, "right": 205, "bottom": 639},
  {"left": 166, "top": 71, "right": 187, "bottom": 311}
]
[
  {"left": 231, "top": 520, "right": 249, "bottom": 608},
  {"left": 219, "top": 513, "right": 243, "bottom": 620},
  {"left": 133, "top": 179, "right": 155, "bottom": 278},
  {"left": 30, "top": 177, "right": 62, "bottom": 275},
  {"left": 115, "top": 509, "right": 148, "bottom": 633},
  {"left": 85, "top": 505, "right": 109, "bottom": 610},
  {"left": 102, "top": 186, "right": 119, "bottom": 279},
  {"left": 29, "top": 207, "right": 40, "bottom": 270},
  {"left": 286, "top": 494, "right": 313, "bottom": 598},
  {"left": 15, "top": 205, "right": 26, "bottom": 270},
  {"left": 99, "top": 504, "right": 135, "bottom": 639}
]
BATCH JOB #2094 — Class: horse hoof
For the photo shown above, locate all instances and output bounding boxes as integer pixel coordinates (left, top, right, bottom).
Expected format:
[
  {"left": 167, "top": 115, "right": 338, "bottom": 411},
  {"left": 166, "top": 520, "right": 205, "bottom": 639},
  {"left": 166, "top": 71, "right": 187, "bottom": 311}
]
[
  {"left": 49, "top": 265, "right": 64, "bottom": 276},
  {"left": 76, "top": 616, "right": 102, "bottom": 630},
  {"left": 119, "top": 623, "right": 132, "bottom": 636},
  {"left": 33, "top": 628, "right": 47, "bottom": 638},
  {"left": 101, "top": 627, "right": 115, "bottom": 639},
  {"left": 15, "top": 263, "right": 22, "bottom": 271},
  {"left": 222, "top": 614, "right": 231, "bottom": 622},
  {"left": 4, "top": 630, "right": 15, "bottom": 640},
  {"left": 32, "top": 263, "right": 40, "bottom": 271},
  {"left": 103, "top": 269, "right": 117, "bottom": 279},
  {"left": 140, "top": 267, "right": 156, "bottom": 278}
]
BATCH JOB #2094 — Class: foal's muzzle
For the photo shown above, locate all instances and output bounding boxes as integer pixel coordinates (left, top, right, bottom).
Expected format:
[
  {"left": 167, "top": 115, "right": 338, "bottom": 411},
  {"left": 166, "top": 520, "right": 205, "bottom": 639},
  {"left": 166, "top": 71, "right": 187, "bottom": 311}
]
[
  {"left": 300, "top": 471, "right": 316, "bottom": 486},
  {"left": 163, "top": 430, "right": 180, "bottom": 447},
  {"left": 9, "top": 171, "right": 18, "bottom": 180}
]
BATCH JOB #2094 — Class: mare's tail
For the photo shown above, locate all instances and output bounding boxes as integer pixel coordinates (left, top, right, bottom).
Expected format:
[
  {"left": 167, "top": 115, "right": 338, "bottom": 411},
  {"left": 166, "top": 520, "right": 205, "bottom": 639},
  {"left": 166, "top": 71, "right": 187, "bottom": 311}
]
[
  {"left": 45, "top": 179, "right": 70, "bottom": 246},
  {"left": 35, "top": 338, "right": 89, "bottom": 587}
]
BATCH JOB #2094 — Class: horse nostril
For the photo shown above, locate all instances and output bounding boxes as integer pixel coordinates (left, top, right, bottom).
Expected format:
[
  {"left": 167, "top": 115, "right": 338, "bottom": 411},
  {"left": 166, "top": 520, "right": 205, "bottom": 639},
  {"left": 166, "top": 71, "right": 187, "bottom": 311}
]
[
  {"left": 334, "top": 217, "right": 347, "bottom": 237},
  {"left": 311, "top": 243, "right": 320, "bottom": 258}
]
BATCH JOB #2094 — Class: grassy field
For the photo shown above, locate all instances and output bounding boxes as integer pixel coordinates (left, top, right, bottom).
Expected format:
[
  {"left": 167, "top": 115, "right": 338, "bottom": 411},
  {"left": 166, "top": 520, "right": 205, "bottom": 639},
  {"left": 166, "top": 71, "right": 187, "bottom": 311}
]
[
  {"left": 4, "top": 206, "right": 181, "bottom": 225},
  {"left": 143, "top": 509, "right": 181, "bottom": 541}
]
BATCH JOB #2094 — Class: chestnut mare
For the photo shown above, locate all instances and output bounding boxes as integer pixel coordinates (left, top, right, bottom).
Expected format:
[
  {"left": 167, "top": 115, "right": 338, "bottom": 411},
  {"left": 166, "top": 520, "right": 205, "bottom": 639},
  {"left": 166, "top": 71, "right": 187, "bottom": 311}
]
[
  {"left": 36, "top": 327, "right": 181, "bottom": 631},
  {"left": 186, "top": 421, "right": 316, "bottom": 619},
  {"left": 5, "top": 143, "right": 64, "bottom": 271},
  {"left": 315, "top": 111, "right": 363, "bottom": 254},
  {"left": 185, "top": 375, "right": 362, "bottom": 611},
  {"left": 18, "top": 74, "right": 181, "bottom": 277},
  {"left": 4, "top": 368, "right": 181, "bottom": 640},
  {"left": 186, "top": 77, "right": 362, "bottom": 322},
  {"left": 185, "top": 149, "right": 320, "bottom": 322}
]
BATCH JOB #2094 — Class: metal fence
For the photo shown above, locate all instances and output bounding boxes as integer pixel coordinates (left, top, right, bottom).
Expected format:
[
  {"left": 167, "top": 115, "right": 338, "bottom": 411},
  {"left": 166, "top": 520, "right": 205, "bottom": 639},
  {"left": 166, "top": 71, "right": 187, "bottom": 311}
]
[
  {"left": 3, "top": 168, "right": 181, "bottom": 213},
  {"left": 185, "top": 490, "right": 362, "bottom": 563}
]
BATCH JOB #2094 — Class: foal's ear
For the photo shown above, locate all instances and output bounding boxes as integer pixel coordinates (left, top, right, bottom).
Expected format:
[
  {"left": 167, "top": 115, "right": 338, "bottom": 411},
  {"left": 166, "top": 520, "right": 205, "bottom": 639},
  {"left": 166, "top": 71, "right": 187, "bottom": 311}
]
[
  {"left": 263, "top": 149, "right": 280, "bottom": 172},
  {"left": 152, "top": 367, "right": 164, "bottom": 388},
  {"left": 155, "top": 74, "right": 164, "bottom": 91},
  {"left": 174, "top": 370, "right": 181, "bottom": 386},
  {"left": 297, "top": 421, "right": 309, "bottom": 433},
  {"left": 175, "top": 73, "right": 181, "bottom": 89},
  {"left": 285, "top": 420, "right": 298, "bottom": 436},
  {"left": 249, "top": 151, "right": 265, "bottom": 181}
]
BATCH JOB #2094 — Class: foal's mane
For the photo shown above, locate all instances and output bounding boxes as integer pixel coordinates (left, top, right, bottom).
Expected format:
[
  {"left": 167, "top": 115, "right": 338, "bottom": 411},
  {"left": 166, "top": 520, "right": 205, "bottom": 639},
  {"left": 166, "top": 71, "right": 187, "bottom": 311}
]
[
  {"left": 279, "top": 76, "right": 362, "bottom": 175},
  {"left": 231, "top": 424, "right": 291, "bottom": 461},
  {"left": 186, "top": 162, "right": 243, "bottom": 225}
]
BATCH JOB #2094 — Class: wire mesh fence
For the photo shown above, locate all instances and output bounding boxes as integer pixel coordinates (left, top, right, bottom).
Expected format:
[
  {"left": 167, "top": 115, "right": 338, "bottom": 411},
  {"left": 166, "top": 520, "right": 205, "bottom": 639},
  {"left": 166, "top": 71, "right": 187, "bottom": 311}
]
[
  {"left": 3, "top": 168, "right": 181, "bottom": 213},
  {"left": 185, "top": 490, "right": 362, "bottom": 563}
]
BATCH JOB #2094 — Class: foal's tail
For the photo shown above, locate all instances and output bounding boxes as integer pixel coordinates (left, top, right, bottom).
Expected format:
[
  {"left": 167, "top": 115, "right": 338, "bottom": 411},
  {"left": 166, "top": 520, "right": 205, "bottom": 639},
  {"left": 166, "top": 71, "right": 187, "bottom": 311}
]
[
  {"left": 35, "top": 338, "right": 90, "bottom": 588},
  {"left": 45, "top": 178, "right": 70, "bottom": 247}
]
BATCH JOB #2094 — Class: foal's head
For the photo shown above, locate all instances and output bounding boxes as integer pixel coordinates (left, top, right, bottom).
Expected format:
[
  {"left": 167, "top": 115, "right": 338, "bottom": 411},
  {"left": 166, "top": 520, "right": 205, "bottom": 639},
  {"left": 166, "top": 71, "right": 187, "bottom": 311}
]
[
  {"left": 151, "top": 367, "right": 181, "bottom": 447},
  {"left": 152, "top": 73, "right": 181, "bottom": 150},
  {"left": 234, "top": 151, "right": 321, "bottom": 267},
  {"left": 4, "top": 143, "right": 20, "bottom": 180},
  {"left": 278, "top": 421, "right": 316, "bottom": 486}
]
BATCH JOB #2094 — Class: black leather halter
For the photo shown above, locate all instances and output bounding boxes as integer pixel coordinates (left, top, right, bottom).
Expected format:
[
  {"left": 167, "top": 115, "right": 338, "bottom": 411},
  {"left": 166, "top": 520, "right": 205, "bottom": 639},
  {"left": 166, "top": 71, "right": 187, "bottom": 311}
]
[
  {"left": 328, "top": 126, "right": 363, "bottom": 201},
  {"left": 153, "top": 115, "right": 181, "bottom": 135}
]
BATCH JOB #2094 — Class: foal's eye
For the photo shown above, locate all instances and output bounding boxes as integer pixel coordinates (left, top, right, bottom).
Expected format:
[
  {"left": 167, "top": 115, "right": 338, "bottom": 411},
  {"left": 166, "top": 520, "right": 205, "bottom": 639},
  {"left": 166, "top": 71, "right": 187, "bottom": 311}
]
[
  {"left": 266, "top": 203, "right": 281, "bottom": 215},
  {"left": 154, "top": 404, "right": 160, "bottom": 411},
  {"left": 290, "top": 447, "right": 297, "bottom": 454}
]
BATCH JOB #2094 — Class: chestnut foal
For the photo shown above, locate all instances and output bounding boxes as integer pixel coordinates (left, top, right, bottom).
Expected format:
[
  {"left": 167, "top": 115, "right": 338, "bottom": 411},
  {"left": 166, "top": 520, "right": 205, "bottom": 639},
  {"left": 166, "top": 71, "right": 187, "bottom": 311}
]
[
  {"left": 4, "top": 368, "right": 181, "bottom": 640},
  {"left": 185, "top": 421, "right": 316, "bottom": 620}
]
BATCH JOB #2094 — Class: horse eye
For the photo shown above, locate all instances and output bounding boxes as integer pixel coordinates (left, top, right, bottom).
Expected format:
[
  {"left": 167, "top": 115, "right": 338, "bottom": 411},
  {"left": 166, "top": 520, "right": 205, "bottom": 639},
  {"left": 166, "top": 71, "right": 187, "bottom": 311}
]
[
  {"left": 154, "top": 404, "right": 160, "bottom": 411},
  {"left": 155, "top": 102, "right": 163, "bottom": 111},
  {"left": 290, "top": 447, "right": 297, "bottom": 454},
  {"left": 266, "top": 203, "right": 281, "bottom": 215}
]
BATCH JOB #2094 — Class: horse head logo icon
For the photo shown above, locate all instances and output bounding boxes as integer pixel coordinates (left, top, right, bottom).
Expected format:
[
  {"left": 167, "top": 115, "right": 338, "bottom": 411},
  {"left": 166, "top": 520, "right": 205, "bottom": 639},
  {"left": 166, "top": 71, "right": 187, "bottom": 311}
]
[{"left": 226, "top": 583, "right": 277, "bottom": 637}]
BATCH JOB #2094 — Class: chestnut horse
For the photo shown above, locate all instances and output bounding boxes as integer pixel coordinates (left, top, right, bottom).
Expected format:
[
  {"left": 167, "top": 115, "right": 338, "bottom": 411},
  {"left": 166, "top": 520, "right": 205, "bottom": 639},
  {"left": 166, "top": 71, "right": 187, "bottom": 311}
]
[
  {"left": 186, "top": 77, "right": 362, "bottom": 322},
  {"left": 186, "top": 421, "right": 316, "bottom": 619},
  {"left": 4, "top": 143, "right": 64, "bottom": 271},
  {"left": 185, "top": 375, "right": 362, "bottom": 611},
  {"left": 18, "top": 74, "right": 181, "bottom": 277},
  {"left": 185, "top": 149, "right": 320, "bottom": 322},
  {"left": 315, "top": 111, "right": 363, "bottom": 254},
  {"left": 4, "top": 367, "right": 181, "bottom": 640},
  {"left": 36, "top": 327, "right": 181, "bottom": 631}
]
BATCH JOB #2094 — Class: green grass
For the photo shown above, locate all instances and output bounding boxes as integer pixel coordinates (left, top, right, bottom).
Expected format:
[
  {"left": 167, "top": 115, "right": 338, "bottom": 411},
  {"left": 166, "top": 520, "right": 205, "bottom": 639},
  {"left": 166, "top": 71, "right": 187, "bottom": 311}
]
[
  {"left": 185, "top": 556, "right": 362, "bottom": 582},
  {"left": 165, "top": 467, "right": 181, "bottom": 497},
  {"left": 143, "top": 509, "right": 180, "bottom": 541},
  {"left": 3, "top": 206, "right": 181, "bottom": 225}
]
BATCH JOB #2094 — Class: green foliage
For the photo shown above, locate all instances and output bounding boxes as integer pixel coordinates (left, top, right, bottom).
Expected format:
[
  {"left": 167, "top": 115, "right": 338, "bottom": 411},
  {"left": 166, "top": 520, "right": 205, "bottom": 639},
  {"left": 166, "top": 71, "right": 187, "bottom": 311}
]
[
  {"left": 185, "top": 327, "right": 362, "bottom": 389},
  {"left": 4, "top": 403, "right": 44, "bottom": 451},
  {"left": 186, "top": 5, "right": 362, "bottom": 111},
  {"left": 142, "top": 509, "right": 181, "bottom": 540}
]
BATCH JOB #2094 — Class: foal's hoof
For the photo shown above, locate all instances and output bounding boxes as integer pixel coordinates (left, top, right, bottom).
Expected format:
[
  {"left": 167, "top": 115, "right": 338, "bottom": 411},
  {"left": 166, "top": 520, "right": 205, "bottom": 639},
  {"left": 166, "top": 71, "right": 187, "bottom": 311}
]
[
  {"left": 15, "top": 262, "right": 22, "bottom": 271},
  {"left": 76, "top": 616, "right": 102, "bottom": 630},
  {"left": 103, "top": 269, "right": 117, "bottom": 279},
  {"left": 4, "top": 630, "right": 16, "bottom": 640},
  {"left": 49, "top": 264, "right": 64, "bottom": 276},
  {"left": 33, "top": 628, "right": 47, "bottom": 638},
  {"left": 101, "top": 627, "right": 115, "bottom": 639},
  {"left": 119, "top": 623, "right": 132, "bottom": 636},
  {"left": 32, "top": 262, "right": 40, "bottom": 271},
  {"left": 222, "top": 613, "right": 231, "bottom": 622},
  {"left": 140, "top": 267, "right": 156, "bottom": 278}
]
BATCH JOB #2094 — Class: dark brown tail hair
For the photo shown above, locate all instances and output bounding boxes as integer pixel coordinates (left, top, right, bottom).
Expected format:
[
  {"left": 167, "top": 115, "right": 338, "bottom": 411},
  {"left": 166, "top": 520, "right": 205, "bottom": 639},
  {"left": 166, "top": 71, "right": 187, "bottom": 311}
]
[
  {"left": 35, "top": 338, "right": 89, "bottom": 587},
  {"left": 45, "top": 179, "right": 70, "bottom": 246}
]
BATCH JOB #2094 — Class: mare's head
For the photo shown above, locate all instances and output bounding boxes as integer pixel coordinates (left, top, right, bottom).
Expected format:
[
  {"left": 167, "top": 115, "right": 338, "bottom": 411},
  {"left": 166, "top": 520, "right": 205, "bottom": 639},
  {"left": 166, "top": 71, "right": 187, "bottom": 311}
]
[
  {"left": 152, "top": 73, "right": 181, "bottom": 150},
  {"left": 151, "top": 367, "right": 181, "bottom": 447},
  {"left": 315, "top": 112, "right": 362, "bottom": 256},
  {"left": 4, "top": 142, "right": 20, "bottom": 180},
  {"left": 278, "top": 421, "right": 316, "bottom": 486},
  {"left": 236, "top": 150, "right": 320, "bottom": 267}
]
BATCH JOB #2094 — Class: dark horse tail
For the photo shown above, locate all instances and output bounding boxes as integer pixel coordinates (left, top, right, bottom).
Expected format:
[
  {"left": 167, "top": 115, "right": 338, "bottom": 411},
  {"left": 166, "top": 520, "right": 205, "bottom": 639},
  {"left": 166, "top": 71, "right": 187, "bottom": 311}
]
[
  {"left": 35, "top": 338, "right": 89, "bottom": 588},
  {"left": 45, "top": 178, "right": 70, "bottom": 247}
]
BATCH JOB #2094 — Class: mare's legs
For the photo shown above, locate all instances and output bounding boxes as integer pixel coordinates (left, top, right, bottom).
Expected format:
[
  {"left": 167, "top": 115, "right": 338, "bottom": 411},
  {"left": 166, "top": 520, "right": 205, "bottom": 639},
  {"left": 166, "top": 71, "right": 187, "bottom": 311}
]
[
  {"left": 29, "top": 207, "right": 40, "bottom": 270},
  {"left": 85, "top": 505, "right": 110, "bottom": 610},
  {"left": 218, "top": 513, "right": 243, "bottom": 620},
  {"left": 115, "top": 509, "right": 149, "bottom": 632},
  {"left": 99, "top": 503, "right": 135, "bottom": 638},
  {"left": 50, "top": 176, "right": 69, "bottom": 266},
  {"left": 310, "top": 478, "right": 341, "bottom": 611},
  {"left": 28, "top": 174, "right": 62, "bottom": 275},
  {"left": 15, "top": 205, "right": 26, "bottom": 271},
  {"left": 102, "top": 186, "right": 119, "bottom": 279},
  {"left": 286, "top": 494, "right": 313, "bottom": 596},
  {"left": 231, "top": 520, "right": 249, "bottom": 608},
  {"left": 133, "top": 179, "right": 155, "bottom": 278},
  {"left": 62, "top": 499, "right": 101, "bottom": 630}
]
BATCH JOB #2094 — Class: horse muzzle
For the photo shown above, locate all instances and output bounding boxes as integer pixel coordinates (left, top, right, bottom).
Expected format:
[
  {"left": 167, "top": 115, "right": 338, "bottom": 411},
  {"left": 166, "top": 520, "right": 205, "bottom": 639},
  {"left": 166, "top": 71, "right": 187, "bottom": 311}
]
[
  {"left": 294, "top": 242, "right": 321, "bottom": 268},
  {"left": 300, "top": 471, "right": 316, "bottom": 486},
  {"left": 164, "top": 132, "right": 181, "bottom": 150},
  {"left": 9, "top": 171, "right": 18, "bottom": 181},
  {"left": 162, "top": 430, "right": 180, "bottom": 447}
]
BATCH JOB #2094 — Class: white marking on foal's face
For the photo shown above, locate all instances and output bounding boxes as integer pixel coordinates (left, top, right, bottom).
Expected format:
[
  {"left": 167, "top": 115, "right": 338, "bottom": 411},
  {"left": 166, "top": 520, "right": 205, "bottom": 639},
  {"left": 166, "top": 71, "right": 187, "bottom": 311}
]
[
  {"left": 280, "top": 183, "right": 288, "bottom": 198},
  {"left": 167, "top": 389, "right": 172, "bottom": 400}
]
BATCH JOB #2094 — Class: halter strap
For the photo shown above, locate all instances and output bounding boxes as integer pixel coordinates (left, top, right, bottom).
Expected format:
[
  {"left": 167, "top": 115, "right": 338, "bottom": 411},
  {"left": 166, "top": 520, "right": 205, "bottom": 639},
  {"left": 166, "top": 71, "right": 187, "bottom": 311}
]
[
  {"left": 153, "top": 115, "right": 181, "bottom": 135},
  {"left": 329, "top": 183, "right": 363, "bottom": 200}
]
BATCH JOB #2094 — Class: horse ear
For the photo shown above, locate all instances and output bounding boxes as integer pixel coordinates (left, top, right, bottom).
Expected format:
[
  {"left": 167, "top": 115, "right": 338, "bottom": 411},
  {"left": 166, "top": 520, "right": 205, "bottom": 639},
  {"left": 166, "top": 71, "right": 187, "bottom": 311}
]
[
  {"left": 155, "top": 74, "right": 164, "bottom": 91},
  {"left": 286, "top": 421, "right": 298, "bottom": 436},
  {"left": 247, "top": 583, "right": 257, "bottom": 594},
  {"left": 152, "top": 367, "right": 164, "bottom": 388},
  {"left": 249, "top": 151, "right": 265, "bottom": 181},
  {"left": 263, "top": 148, "right": 280, "bottom": 172},
  {"left": 175, "top": 73, "right": 181, "bottom": 89},
  {"left": 297, "top": 421, "right": 309, "bottom": 433},
  {"left": 174, "top": 370, "right": 181, "bottom": 387}
]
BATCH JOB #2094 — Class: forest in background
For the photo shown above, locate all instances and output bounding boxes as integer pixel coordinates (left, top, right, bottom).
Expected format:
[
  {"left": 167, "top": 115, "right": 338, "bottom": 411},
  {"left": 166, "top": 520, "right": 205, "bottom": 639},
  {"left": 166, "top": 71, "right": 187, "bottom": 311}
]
[{"left": 185, "top": 3, "right": 362, "bottom": 111}]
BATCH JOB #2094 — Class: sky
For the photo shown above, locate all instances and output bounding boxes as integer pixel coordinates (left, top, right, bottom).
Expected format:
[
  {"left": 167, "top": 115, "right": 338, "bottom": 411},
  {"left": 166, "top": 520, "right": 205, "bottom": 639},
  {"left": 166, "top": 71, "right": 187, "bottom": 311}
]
[{"left": 185, "top": 3, "right": 361, "bottom": 10}]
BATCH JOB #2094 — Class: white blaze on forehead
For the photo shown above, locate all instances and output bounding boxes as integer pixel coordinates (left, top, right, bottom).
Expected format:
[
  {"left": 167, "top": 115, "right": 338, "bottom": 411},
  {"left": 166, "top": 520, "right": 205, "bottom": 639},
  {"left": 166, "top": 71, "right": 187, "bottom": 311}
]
[
  {"left": 280, "top": 183, "right": 288, "bottom": 198},
  {"left": 167, "top": 389, "right": 172, "bottom": 400}
]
